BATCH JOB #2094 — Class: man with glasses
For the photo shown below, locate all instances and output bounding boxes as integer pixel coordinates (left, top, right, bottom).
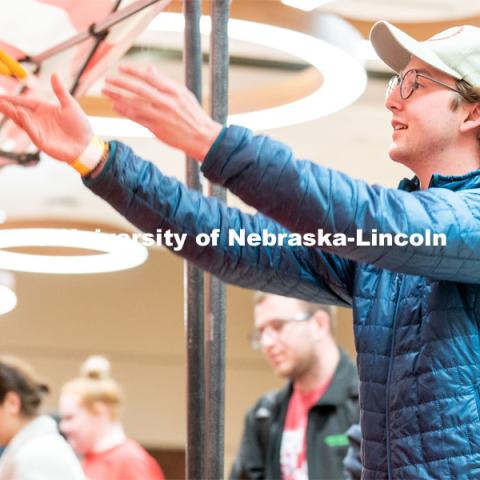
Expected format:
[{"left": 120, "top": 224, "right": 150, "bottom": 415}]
[
  {"left": 1, "top": 19, "right": 480, "bottom": 479},
  {"left": 230, "top": 293, "right": 358, "bottom": 480}
]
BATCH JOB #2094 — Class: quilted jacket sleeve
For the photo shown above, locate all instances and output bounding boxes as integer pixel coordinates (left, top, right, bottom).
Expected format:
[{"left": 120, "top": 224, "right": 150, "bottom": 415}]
[
  {"left": 84, "top": 141, "right": 354, "bottom": 306},
  {"left": 202, "top": 125, "right": 480, "bottom": 284}
]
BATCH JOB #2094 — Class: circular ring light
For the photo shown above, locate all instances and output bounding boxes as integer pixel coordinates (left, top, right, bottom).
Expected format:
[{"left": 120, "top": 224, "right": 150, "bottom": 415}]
[
  {"left": 281, "top": 0, "right": 334, "bottom": 11},
  {"left": 0, "top": 271, "right": 16, "bottom": 315},
  {"left": 0, "top": 228, "right": 148, "bottom": 274},
  {"left": 90, "top": 13, "right": 367, "bottom": 134},
  {"left": 0, "top": 285, "right": 16, "bottom": 315}
]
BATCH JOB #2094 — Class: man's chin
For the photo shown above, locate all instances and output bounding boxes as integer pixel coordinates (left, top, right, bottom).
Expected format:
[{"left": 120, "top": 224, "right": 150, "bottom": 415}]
[
  {"left": 272, "top": 364, "right": 292, "bottom": 378},
  {"left": 388, "top": 146, "right": 409, "bottom": 165}
]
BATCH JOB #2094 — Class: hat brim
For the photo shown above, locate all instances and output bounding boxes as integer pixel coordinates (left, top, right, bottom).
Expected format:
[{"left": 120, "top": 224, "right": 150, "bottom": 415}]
[{"left": 369, "top": 21, "right": 461, "bottom": 79}]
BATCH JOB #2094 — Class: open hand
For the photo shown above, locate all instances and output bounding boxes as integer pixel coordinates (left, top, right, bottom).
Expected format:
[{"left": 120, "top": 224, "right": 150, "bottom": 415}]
[
  {"left": 0, "top": 74, "right": 93, "bottom": 163},
  {"left": 103, "top": 64, "right": 222, "bottom": 162}
]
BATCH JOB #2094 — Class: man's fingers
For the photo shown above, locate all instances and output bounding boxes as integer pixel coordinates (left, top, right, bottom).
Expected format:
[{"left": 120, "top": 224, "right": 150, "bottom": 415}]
[
  {"left": 17, "top": 109, "right": 35, "bottom": 132},
  {"left": 0, "top": 100, "right": 34, "bottom": 134},
  {"left": 104, "top": 78, "right": 174, "bottom": 113},
  {"left": 112, "top": 102, "right": 151, "bottom": 126},
  {"left": 105, "top": 75, "right": 159, "bottom": 104},
  {"left": 118, "top": 64, "right": 179, "bottom": 95},
  {"left": 107, "top": 90, "right": 153, "bottom": 112},
  {"left": 101, "top": 87, "right": 124, "bottom": 103},
  {"left": 103, "top": 86, "right": 166, "bottom": 108},
  {"left": 112, "top": 99, "right": 158, "bottom": 126},
  {"left": 0, "top": 95, "right": 40, "bottom": 110},
  {"left": 0, "top": 99, "right": 21, "bottom": 124},
  {"left": 51, "top": 73, "right": 73, "bottom": 109},
  {"left": 112, "top": 98, "right": 155, "bottom": 118}
]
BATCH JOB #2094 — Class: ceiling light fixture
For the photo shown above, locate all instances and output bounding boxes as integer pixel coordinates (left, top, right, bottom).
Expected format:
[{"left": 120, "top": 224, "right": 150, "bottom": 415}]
[
  {"left": 281, "top": 0, "right": 335, "bottom": 12},
  {"left": 89, "top": 13, "right": 366, "bottom": 135},
  {"left": 0, "top": 228, "right": 148, "bottom": 274},
  {"left": 0, "top": 270, "right": 16, "bottom": 315}
]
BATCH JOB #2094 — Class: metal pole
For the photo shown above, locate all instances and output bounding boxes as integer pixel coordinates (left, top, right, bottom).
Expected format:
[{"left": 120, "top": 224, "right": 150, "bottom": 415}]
[
  {"left": 184, "top": 1, "right": 205, "bottom": 479},
  {"left": 205, "top": 1, "right": 229, "bottom": 479}
]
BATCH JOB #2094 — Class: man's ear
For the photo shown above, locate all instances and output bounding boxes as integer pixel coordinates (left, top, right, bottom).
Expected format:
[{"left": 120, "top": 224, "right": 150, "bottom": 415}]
[
  {"left": 312, "top": 311, "right": 330, "bottom": 338},
  {"left": 460, "top": 103, "right": 480, "bottom": 133},
  {"left": 4, "top": 391, "right": 22, "bottom": 415}
]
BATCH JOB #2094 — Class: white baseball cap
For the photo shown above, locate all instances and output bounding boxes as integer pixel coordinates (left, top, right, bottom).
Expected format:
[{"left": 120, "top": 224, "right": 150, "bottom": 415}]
[{"left": 370, "top": 21, "right": 480, "bottom": 87}]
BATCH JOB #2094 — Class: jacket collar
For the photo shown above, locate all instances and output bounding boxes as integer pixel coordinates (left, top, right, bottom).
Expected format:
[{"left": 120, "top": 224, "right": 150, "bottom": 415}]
[{"left": 399, "top": 168, "right": 480, "bottom": 192}]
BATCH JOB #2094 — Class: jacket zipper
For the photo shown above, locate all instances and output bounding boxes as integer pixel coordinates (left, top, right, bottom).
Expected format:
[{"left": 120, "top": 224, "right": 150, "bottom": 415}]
[{"left": 386, "top": 272, "right": 403, "bottom": 480}]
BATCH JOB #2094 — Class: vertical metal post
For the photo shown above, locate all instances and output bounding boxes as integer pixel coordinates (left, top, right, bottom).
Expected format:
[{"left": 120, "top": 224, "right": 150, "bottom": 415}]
[
  {"left": 184, "top": 1, "right": 205, "bottom": 479},
  {"left": 205, "top": 1, "right": 229, "bottom": 479}
]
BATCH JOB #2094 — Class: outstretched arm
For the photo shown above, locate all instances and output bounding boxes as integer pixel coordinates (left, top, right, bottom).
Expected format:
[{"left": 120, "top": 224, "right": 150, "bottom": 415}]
[
  {"left": 85, "top": 141, "right": 355, "bottom": 306},
  {"left": 201, "top": 126, "right": 480, "bottom": 284}
]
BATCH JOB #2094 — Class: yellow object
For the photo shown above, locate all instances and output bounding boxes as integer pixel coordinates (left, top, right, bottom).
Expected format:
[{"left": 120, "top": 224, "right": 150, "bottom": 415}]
[
  {"left": 0, "top": 61, "right": 10, "bottom": 76},
  {"left": 70, "top": 158, "right": 92, "bottom": 176},
  {"left": 0, "top": 50, "right": 27, "bottom": 79}
]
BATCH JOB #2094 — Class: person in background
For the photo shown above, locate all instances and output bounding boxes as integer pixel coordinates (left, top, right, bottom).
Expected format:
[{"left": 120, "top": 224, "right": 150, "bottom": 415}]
[
  {"left": 59, "top": 355, "right": 165, "bottom": 480},
  {"left": 0, "top": 355, "right": 85, "bottom": 480},
  {"left": 230, "top": 293, "right": 359, "bottom": 480}
]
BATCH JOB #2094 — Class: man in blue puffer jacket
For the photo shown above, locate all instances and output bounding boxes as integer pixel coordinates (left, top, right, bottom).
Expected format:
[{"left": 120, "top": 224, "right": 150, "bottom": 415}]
[{"left": 1, "top": 20, "right": 480, "bottom": 480}]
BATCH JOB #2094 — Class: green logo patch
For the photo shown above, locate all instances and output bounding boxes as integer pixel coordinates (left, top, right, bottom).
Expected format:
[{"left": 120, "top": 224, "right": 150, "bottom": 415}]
[{"left": 324, "top": 434, "right": 349, "bottom": 447}]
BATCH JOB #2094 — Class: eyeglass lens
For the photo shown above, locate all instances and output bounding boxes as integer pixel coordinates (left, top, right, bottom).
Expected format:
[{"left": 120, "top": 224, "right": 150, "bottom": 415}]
[
  {"left": 250, "top": 319, "right": 290, "bottom": 349},
  {"left": 386, "top": 70, "right": 418, "bottom": 100}
]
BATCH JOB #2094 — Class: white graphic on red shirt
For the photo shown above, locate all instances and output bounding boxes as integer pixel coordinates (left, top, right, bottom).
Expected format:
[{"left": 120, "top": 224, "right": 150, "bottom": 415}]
[{"left": 280, "top": 378, "right": 332, "bottom": 480}]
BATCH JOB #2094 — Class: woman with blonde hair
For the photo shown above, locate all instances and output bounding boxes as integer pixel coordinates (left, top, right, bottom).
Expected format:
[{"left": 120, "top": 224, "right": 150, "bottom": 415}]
[
  {"left": 59, "top": 355, "right": 165, "bottom": 480},
  {"left": 0, "top": 355, "right": 85, "bottom": 480}
]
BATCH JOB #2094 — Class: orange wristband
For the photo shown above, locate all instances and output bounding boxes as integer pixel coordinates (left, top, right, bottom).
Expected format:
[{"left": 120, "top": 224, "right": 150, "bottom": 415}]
[{"left": 71, "top": 136, "right": 107, "bottom": 176}]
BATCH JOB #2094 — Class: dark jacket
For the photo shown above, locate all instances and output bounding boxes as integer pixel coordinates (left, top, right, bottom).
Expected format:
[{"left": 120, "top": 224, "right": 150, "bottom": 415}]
[
  {"left": 85, "top": 126, "right": 480, "bottom": 478},
  {"left": 230, "top": 350, "right": 359, "bottom": 480}
]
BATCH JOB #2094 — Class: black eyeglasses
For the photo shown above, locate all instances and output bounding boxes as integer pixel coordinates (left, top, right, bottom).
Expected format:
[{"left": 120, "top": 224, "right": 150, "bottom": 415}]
[
  {"left": 248, "top": 312, "right": 312, "bottom": 350},
  {"left": 386, "top": 69, "right": 465, "bottom": 100}
]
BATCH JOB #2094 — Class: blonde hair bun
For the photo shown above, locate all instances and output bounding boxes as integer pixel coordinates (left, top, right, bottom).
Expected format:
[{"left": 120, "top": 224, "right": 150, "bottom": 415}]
[{"left": 80, "top": 355, "right": 111, "bottom": 380}]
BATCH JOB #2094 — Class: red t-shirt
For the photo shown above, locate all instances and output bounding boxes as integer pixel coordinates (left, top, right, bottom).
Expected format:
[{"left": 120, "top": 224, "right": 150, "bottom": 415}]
[
  {"left": 82, "top": 439, "right": 165, "bottom": 480},
  {"left": 280, "top": 378, "right": 332, "bottom": 480}
]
